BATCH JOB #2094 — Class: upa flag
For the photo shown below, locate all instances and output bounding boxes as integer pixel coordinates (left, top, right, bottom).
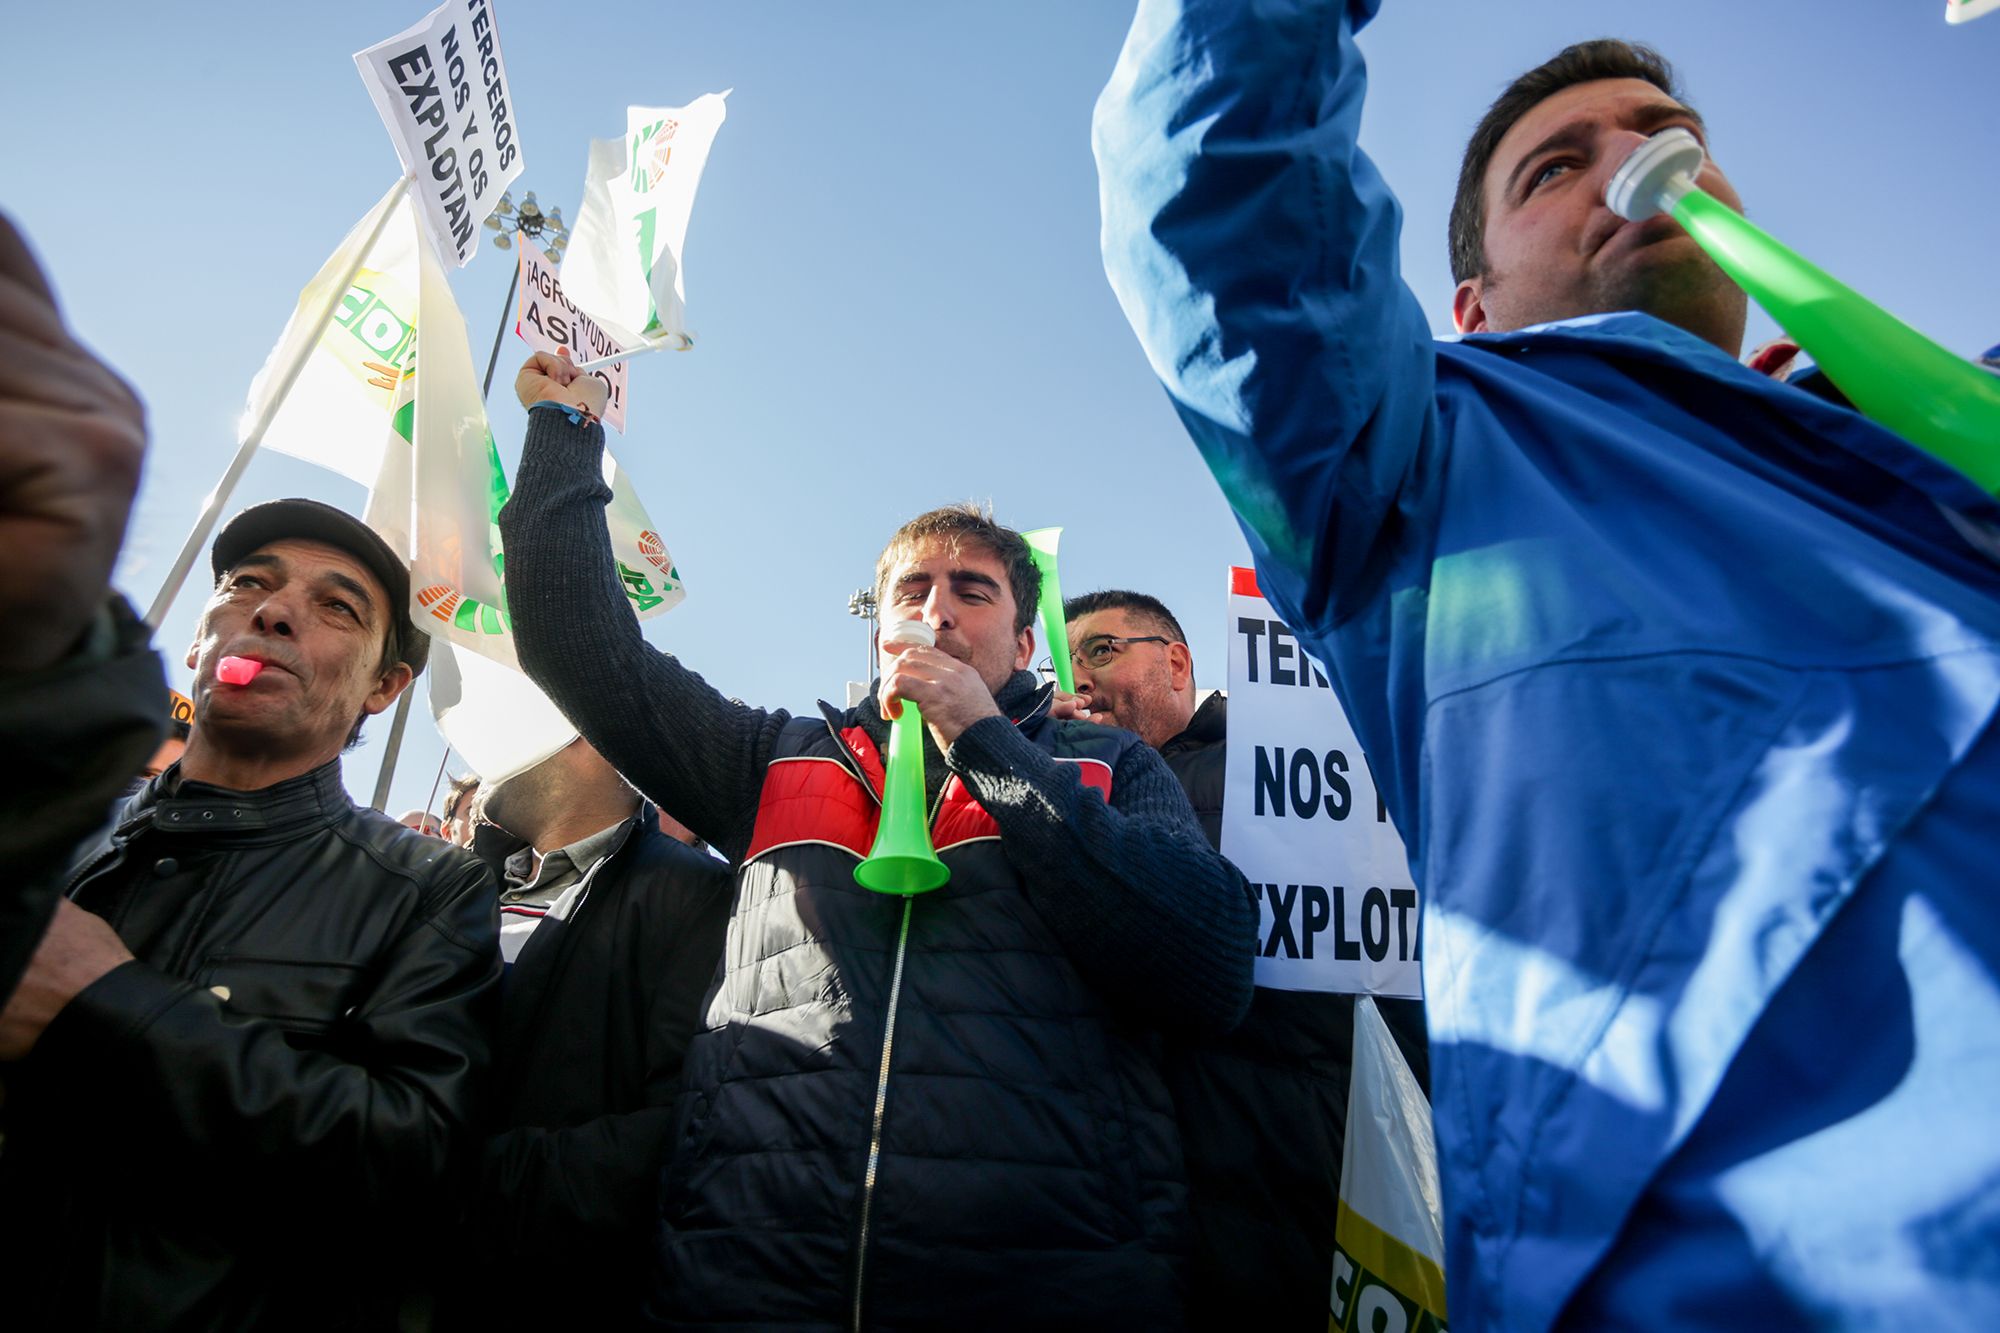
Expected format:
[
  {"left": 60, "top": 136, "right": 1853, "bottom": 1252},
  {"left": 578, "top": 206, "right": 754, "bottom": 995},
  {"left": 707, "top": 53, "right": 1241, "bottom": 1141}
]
[
  {"left": 560, "top": 95, "right": 729, "bottom": 350},
  {"left": 354, "top": 0, "right": 525, "bottom": 266},
  {"left": 244, "top": 183, "right": 420, "bottom": 487}
]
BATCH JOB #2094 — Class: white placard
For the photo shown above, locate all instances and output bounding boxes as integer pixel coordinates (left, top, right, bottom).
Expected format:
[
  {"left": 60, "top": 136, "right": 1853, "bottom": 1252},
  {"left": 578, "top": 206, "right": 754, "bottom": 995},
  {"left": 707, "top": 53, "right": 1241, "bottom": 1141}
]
[
  {"left": 354, "top": 0, "right": 524, "bottom": 266},
  {"left": 1219, "top": 566, "right": 1421, "bottom": 997},
  {"left": 516, "top": 241, "right": 631, "bottom": 432}
]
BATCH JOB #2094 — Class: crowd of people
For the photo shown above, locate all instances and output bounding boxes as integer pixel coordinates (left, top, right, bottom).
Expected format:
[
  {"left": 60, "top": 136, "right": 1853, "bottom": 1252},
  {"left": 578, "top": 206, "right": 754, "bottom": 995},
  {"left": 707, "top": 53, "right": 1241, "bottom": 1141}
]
[{"left": 3, "top": 3, "right": 1996, "bottom": 1330}]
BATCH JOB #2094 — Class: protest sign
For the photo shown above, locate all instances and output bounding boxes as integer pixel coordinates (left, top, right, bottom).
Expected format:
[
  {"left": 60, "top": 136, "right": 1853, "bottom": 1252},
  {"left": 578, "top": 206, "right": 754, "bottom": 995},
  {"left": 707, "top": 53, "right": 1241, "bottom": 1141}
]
[
  {"left": 516, "top": 240, "right": 630, "bottom": 432},
  {"left": 1219, "top": 566, "right": 1421, "bottom": 998},
  {"left": 354, "top": 0, "right": 524, "bottom": 266},
  {"left": 561, "top": 95, "right": 729, "bottom": 349},
  {"left": 168, "top": 689, "right": 194, "bottom": 727}
]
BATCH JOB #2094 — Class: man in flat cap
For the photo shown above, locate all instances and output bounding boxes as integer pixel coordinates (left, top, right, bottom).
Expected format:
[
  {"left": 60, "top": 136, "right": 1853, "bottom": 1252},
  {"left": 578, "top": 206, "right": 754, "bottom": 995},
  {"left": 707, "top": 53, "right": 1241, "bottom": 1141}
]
[{"left": 0, "top": 498, "right": 502, "bottom": 1332}]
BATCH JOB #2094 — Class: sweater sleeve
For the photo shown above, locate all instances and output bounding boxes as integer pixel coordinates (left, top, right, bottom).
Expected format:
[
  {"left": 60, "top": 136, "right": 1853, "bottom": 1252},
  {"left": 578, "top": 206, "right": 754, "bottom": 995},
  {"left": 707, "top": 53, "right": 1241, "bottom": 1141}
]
[
  {"left": 944, "top": 716, "right": 1256, "bottom": 1035},
  {"left": 499, "top": 411, "right": 788, "bottom": 857}
]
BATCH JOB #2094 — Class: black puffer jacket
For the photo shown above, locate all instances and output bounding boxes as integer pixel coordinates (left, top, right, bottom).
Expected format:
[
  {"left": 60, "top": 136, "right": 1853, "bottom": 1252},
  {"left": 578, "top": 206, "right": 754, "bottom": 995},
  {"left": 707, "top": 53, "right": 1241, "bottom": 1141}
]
[
  {"left": 1159, "top": 694, "right": 1429, "bottom": 1331},
  {"left": 657, "top": 702, "right": 1194, "bottom": 1329},
  {"left": 499, "top": 410, "right": 1257, "bottom": 1331},
  {"left": 0, "top": 759, "right": 502, "bottom": 1332}
]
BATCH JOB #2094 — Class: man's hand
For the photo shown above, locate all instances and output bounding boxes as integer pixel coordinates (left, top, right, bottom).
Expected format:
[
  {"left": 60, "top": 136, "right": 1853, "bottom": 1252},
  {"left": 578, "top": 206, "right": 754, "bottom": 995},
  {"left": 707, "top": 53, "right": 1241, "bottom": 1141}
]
[
  {"left": 514, "top": 350, "right": 610, "bottom": 420},
  {"left": 0, "top": 901, "right": 134, "bottom": 1061},
  {"left": 880, "top": 645, "right": 1003, "bottom": 750},
  {"left": 1049, "top": 690, "right": 1093, "bottom": 722},
  {"left": 0, "top": 215, "right": 148, "bottom": 675}
]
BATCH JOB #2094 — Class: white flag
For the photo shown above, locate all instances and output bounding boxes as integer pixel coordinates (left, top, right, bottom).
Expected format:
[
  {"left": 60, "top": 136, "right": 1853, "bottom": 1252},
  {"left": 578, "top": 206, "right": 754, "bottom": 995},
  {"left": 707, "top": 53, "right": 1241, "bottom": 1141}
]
[
  {"left": 353, "top": 0, "right": 525, "bottom": 266},
  {"left": 245, "top": 184, "right": 420, "bottom": 487},
  {"left": 427, "top": 640, "right": 577, "bottom": 782},
  {"left": 560, "top": 95, "right": 729, "bottom": 349}
]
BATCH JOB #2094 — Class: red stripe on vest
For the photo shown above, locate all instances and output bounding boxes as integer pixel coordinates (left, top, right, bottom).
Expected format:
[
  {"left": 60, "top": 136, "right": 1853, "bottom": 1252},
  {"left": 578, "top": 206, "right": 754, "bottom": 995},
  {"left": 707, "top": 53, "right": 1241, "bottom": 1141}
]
[
  {"left": 744, "top": 727, "right": 1118, "bottom": 865},
  {"left": 744, "top": 756, "right": 877, "bottom": 861}
]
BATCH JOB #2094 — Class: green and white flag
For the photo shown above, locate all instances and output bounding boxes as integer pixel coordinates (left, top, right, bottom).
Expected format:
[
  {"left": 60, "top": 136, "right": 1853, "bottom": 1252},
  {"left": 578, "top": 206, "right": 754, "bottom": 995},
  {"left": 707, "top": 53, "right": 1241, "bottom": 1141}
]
[
  {"left": 560, "top": 94, "right": 730, "bottom": 351},
  {"left": 240, "top": 181, "right": 685, "bottom": 779}
]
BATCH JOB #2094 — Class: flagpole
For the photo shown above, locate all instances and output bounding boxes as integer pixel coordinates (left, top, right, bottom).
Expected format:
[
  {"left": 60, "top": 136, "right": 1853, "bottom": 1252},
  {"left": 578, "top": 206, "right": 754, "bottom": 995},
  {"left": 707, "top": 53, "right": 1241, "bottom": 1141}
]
[
  {"left": 144, "top": 176, "right": 415, "bottom": 630},
  {"left": 571, "top": 333, "right": 685, "bottom": 373}
]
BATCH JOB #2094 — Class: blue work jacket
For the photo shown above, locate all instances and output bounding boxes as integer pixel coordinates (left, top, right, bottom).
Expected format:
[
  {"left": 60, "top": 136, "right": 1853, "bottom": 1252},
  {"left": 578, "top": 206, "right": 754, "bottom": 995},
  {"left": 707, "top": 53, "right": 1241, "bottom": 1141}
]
[{"left": 1095, "top": 1, "right": 2000, "bottom": 1328}]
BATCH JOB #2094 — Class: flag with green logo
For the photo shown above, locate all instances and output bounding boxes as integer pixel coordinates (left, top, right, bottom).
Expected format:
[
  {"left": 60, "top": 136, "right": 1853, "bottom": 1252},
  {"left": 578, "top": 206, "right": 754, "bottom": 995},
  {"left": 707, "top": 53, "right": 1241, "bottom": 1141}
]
[
  {"left": 244, "top": 185, "right": 420, "bottom": 488},
  {"left": 560, "top": 94, "right": 730, "bottom": 351}
]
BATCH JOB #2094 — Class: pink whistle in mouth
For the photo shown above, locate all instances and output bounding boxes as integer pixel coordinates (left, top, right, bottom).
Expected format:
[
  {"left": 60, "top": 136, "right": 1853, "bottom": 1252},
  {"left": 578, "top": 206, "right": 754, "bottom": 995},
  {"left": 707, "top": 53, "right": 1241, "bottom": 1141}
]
[{"left": 216, "top": 656, "right": 264, "bottom": 686}]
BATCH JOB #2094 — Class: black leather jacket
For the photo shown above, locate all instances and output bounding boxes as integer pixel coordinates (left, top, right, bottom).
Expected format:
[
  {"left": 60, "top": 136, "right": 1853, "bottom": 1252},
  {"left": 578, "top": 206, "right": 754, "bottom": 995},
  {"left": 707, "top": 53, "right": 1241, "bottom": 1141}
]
[{"left": 0, "top": 758, "right": 502, "bottom": 1332}]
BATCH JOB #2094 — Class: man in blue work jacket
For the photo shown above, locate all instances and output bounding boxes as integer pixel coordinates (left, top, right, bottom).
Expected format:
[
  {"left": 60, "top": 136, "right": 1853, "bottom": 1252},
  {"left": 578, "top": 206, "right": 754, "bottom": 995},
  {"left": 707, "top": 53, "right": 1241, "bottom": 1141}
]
[{"left": 1095, "top": 6, "right": 2000, "bottom": 1330}]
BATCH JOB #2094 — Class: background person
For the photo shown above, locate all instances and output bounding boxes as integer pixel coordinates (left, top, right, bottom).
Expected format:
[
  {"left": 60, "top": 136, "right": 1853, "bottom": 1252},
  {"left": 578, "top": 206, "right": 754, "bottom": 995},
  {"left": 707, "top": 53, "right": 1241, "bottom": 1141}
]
[
  {"left": 1068, "top": 588, "right": 1426, "bottom": 1328},
  {"left": 443, "top": 737, "right": 730, "bottom": 1332}
]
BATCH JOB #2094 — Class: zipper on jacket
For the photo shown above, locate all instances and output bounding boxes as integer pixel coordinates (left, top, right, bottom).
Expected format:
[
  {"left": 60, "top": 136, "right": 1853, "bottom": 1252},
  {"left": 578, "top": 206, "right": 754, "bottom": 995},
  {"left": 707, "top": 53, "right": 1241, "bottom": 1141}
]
[{"left": 851, "top": 895, "right": 914, "bottom": 1333}]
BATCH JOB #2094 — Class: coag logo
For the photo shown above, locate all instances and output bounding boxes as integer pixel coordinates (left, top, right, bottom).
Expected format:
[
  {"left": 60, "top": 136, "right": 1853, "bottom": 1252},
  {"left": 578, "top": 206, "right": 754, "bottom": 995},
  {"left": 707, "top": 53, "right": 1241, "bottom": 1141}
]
[{"left": 629, "top": 118, "right": 679, "bottom": 193}]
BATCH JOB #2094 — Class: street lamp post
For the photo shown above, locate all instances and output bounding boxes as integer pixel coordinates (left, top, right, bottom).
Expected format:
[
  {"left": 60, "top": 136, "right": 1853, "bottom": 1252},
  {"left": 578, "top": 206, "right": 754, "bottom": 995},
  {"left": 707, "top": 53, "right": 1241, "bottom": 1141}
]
[
  {"left": 479, "top": 189, "right": 569, "bottom": 396},
  {"left": 848, "top": 588, "right": 879, "bottom": 687}
]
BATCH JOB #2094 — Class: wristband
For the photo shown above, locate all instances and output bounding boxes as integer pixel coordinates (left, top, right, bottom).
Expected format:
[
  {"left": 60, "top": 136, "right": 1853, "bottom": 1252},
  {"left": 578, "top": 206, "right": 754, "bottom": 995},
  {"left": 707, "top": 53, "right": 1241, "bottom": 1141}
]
[{"left": 529, "top": 399, "right": 600, "bottom": 428}]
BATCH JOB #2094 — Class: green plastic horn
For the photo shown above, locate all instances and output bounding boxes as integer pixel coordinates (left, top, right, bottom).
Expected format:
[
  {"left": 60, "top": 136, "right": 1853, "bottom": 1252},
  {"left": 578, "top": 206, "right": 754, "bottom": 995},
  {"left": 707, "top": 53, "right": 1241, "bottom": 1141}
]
[
  {"left": 1021, "top": 527, "right": 1074, "bottom": 694},
  {"left": 854, "top": 619, "right": 950, "bottom": 895},
  {"left": 1607, "top": 129, "right": 2000, "bottom": 494}
]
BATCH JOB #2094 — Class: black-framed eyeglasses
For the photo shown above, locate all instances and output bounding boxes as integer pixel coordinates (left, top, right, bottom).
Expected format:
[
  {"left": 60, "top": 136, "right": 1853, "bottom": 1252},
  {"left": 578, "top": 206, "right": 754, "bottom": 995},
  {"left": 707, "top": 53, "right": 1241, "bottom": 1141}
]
[{"left": 1070, "top": 635, "right": 1170, "bottom": 670}]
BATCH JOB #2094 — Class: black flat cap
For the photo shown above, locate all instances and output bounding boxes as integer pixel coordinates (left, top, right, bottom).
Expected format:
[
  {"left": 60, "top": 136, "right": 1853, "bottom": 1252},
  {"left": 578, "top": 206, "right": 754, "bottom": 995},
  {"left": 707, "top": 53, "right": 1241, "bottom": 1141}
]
[{"left": 210, "top": 498, "right": 429, "bottom": 677}]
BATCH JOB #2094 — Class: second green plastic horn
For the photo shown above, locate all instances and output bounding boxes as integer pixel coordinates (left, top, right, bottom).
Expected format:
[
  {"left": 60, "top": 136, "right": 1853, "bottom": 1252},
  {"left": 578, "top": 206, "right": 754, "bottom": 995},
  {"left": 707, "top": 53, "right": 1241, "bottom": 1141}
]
[
  {"left": 1022, "top": 527, "right": 1074, "bottom": 694},
  {"left": 1606, "top": 128, "right": 2000, "bottom": 494}
]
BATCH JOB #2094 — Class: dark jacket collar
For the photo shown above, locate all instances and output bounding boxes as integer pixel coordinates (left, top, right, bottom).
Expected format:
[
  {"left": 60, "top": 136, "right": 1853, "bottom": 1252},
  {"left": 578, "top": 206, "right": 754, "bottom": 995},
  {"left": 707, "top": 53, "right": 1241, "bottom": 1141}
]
[
  {"left": 1161, "top": 691, "right": 1228, "bottom": 759},
  {"left": 133, "top": 756, "right": 352, "bottom": 841}
]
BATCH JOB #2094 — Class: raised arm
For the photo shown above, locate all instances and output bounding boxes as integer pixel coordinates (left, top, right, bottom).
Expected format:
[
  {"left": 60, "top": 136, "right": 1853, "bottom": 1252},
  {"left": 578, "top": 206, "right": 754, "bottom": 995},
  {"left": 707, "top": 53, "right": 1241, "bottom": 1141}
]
[
  {"left": 500, "top": 355, "right": 787, "bottom": 856},
  {"left": 1093, "top": 0, "right": 1439, "bottom": 636}
]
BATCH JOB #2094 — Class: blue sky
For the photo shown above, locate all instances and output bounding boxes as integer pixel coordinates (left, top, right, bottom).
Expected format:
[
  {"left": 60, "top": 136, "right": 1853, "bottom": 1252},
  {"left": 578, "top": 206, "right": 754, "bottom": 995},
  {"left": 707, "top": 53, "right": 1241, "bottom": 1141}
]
[{"left": 7, "top": 1, "right": 1994, "bottom": 814}]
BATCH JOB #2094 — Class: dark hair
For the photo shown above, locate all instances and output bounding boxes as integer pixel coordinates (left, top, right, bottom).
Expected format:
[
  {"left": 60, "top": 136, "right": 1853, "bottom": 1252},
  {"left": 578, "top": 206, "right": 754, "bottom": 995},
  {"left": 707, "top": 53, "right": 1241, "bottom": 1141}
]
[
  {"left": 1449, "top": 39, "right": 1691, "bottom": 283},
  {"left": 167, "top": 716, "right": 192, "bottom": 743},
  {"left": 444, "top": 772, "right": 481, "bottom": 822},
  {"left": 874, "top": 503, "right": 1042, "bottom": 635},
  {"left": 1063, "top": 589, "right": 1188, "bottom": 648}
]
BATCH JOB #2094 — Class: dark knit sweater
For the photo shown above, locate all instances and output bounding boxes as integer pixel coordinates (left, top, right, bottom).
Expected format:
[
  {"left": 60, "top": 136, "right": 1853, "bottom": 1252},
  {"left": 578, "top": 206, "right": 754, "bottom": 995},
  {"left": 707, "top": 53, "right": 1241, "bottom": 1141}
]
[{"left": 498, "top": 411, "right": 1255, "bottom": 1035}]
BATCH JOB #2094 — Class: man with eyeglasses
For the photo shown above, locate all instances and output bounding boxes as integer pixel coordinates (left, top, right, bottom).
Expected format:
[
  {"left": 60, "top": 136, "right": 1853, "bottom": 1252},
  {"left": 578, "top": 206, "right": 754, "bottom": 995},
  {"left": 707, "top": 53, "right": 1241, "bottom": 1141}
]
[{"left": 1065, "top": 589, "right": 1426, "bottom": 1329}]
